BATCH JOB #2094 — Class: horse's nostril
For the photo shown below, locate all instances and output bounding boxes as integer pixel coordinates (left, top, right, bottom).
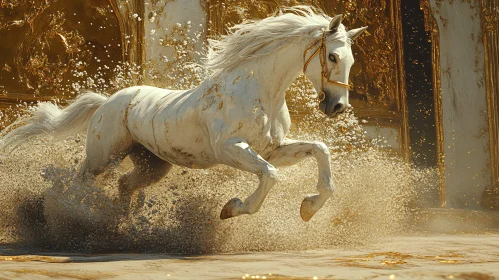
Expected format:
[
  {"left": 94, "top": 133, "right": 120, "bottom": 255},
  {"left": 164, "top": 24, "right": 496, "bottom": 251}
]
[{"left": 333, "top": 103, "right": 344, "bottom": 113}]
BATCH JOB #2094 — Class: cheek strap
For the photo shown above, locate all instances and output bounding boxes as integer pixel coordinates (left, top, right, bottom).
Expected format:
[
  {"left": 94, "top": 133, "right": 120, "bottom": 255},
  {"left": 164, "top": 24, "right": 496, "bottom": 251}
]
[{"left": 303, "top": 30, "right": 352, "bottom": 102}]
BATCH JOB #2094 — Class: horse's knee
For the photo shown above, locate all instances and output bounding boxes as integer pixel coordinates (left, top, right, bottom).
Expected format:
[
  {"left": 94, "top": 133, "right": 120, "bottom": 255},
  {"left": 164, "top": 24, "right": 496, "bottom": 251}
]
[
  {"left": 312, "top": 141, "right": 330, "bottom": 156},
  {"left": 262, "top": 166, "right": 278, "bottom": 186}
]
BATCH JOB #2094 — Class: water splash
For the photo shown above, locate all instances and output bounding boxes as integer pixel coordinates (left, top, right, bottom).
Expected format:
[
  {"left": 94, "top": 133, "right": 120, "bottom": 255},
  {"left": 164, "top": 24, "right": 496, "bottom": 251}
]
[{"left": 0, "top": 127, "right": 436, "bottom": 254}]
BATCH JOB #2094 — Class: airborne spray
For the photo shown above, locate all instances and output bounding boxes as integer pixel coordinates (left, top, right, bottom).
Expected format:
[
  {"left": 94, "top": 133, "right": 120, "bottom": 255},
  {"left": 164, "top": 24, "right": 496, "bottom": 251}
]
[{"left": 0, "top": 21, "right": 436, "bottom": 254}]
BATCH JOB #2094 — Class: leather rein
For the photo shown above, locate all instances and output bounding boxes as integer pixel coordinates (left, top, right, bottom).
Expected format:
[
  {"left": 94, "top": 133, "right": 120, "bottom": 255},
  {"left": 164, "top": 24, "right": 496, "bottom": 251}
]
[{"left": 303, "top": 30, "right": 352, "bottom": 102}]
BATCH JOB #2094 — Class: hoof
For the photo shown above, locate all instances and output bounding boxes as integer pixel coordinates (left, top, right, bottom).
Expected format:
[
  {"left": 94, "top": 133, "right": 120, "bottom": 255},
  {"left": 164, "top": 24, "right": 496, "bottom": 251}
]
[
  {"left": 300, "top": 194, "right": 320, "bottom": 222},
  {"left": 220, "top": 198, "right": 243, "bottom": 220}
]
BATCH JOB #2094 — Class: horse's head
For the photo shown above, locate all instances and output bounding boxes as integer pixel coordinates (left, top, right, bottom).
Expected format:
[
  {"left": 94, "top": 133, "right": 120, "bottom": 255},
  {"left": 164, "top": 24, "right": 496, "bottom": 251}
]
[{"left": 303, "top": 15, "right": 367, "bottom": 118}]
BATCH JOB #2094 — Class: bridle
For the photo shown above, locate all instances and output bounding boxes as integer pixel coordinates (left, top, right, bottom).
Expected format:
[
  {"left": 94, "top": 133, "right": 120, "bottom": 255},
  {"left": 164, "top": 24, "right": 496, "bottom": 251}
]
[{"left": 303, "top": 30, "right": 352, "bottom": 102}]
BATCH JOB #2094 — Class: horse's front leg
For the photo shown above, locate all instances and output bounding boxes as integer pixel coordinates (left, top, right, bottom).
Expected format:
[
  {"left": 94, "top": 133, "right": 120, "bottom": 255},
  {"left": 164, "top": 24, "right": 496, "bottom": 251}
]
[
  {"left": 266, "top": 139, "right": 333, "bottom": 222},
  {"left": 218, "top": 139, "right": 278, "bottom": 220}
]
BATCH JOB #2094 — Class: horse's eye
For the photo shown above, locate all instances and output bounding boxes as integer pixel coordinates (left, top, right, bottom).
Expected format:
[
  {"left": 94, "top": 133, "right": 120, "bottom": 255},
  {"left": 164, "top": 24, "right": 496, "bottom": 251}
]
[{"left": 329, "top": 54, "right": 337, "bottom": 63}]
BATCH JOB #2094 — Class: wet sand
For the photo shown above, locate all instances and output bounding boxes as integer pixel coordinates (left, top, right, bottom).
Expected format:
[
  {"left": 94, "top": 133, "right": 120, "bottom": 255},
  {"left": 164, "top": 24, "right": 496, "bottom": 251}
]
[{"left": 1, "top": 234, "right": 499, "bottom": 280}]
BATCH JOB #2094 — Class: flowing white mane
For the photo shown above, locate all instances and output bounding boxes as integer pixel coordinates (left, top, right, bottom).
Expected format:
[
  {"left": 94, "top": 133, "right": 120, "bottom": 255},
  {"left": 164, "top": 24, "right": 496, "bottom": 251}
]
[{"left": 205, "top": 6, "right": 349, "bottom": 70}]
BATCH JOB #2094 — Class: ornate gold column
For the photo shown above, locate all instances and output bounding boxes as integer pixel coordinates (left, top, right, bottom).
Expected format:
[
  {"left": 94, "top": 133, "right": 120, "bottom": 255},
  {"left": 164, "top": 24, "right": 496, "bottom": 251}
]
[
  {"left": 421, "top": 0, "right": 445, "bottom": 206},
  {"left": 109, "top": 0, "right": 145, "bottom": 82},
  {"left": 393, "top": 0, "right": 410, "bottom": 161},
  {"left": 481, "top": 0, "right": 499, "bottom": 209}
]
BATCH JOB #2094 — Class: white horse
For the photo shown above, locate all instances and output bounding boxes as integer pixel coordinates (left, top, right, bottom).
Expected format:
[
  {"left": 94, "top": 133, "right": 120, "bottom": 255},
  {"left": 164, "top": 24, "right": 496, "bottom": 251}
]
[{"left": 0, "top": 6, "right": 366, "bottom": 222}]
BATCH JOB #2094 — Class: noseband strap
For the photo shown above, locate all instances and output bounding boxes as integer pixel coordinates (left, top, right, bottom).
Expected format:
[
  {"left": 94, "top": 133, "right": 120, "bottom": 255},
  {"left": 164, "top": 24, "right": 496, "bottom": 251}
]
[{"left": 303, "top": 30, "right": 352, "bottom": 101}]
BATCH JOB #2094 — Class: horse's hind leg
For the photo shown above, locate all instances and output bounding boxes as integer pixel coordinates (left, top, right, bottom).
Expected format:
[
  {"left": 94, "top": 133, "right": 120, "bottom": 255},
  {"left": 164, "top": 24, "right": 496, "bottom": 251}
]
[
  {"left": 118, "top": 144, "right": 172, "bottom": 208},
  {"left": 78, "top": 108, "right": 133, "bottom": 180}
]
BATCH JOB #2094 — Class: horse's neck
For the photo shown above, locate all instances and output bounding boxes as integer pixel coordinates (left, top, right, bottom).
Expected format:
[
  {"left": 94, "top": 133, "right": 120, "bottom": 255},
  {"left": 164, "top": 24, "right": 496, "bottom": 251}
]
[{"left": 244, "top": 40, "right": 304, "bottom": 111}]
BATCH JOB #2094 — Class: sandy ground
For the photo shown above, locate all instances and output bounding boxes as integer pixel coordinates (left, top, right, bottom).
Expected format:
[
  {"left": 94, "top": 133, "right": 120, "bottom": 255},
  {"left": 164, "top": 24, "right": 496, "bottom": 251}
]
[{"left": 1, "top": 234, "right": 499, "bottom": 280}]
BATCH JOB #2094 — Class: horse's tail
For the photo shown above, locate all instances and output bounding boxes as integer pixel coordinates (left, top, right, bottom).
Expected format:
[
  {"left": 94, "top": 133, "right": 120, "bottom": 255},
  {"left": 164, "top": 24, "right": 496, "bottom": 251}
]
[{"left": 0, "top": 91, "right": 107, "bottom": 155}]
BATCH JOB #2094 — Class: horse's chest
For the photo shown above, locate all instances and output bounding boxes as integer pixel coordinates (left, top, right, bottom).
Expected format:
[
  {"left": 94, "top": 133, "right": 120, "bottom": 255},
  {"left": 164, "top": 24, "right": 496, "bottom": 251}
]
[{"left": 246, "top": 114, "right": 289, "bottom": 154}]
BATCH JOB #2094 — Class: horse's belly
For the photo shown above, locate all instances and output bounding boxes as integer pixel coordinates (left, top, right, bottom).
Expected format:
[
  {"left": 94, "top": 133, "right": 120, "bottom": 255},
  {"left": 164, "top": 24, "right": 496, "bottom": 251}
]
[
  {"left": 133, "top": 125, "right": 217, "bottom": 169},
  {"left": 155, "top": 136, "right": 218, "bottom": 169}
]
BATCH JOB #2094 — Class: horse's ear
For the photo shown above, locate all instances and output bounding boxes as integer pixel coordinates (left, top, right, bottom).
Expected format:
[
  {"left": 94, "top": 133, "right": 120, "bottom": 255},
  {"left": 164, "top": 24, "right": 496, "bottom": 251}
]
[
  {"left": 348, "top": 26, "right": 368, "bottom": 40},
  {"left": 329, "top": 14, "right": 343, "bottom": 33}
]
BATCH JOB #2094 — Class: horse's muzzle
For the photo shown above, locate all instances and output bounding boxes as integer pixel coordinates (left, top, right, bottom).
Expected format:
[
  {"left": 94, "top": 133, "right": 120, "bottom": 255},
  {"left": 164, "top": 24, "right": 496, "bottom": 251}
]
[{"left": 318, "top": 91, "right": 347, "bottom": 118}]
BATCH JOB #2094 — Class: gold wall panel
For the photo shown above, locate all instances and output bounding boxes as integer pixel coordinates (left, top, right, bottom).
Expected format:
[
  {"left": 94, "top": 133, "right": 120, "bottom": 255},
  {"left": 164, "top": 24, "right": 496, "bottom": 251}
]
[
  {"left": 0, "top": 0, "right": 122, "bottom": 110},
  {"left": 205, "top": 0, "right": 409, "bottom": 155}
]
